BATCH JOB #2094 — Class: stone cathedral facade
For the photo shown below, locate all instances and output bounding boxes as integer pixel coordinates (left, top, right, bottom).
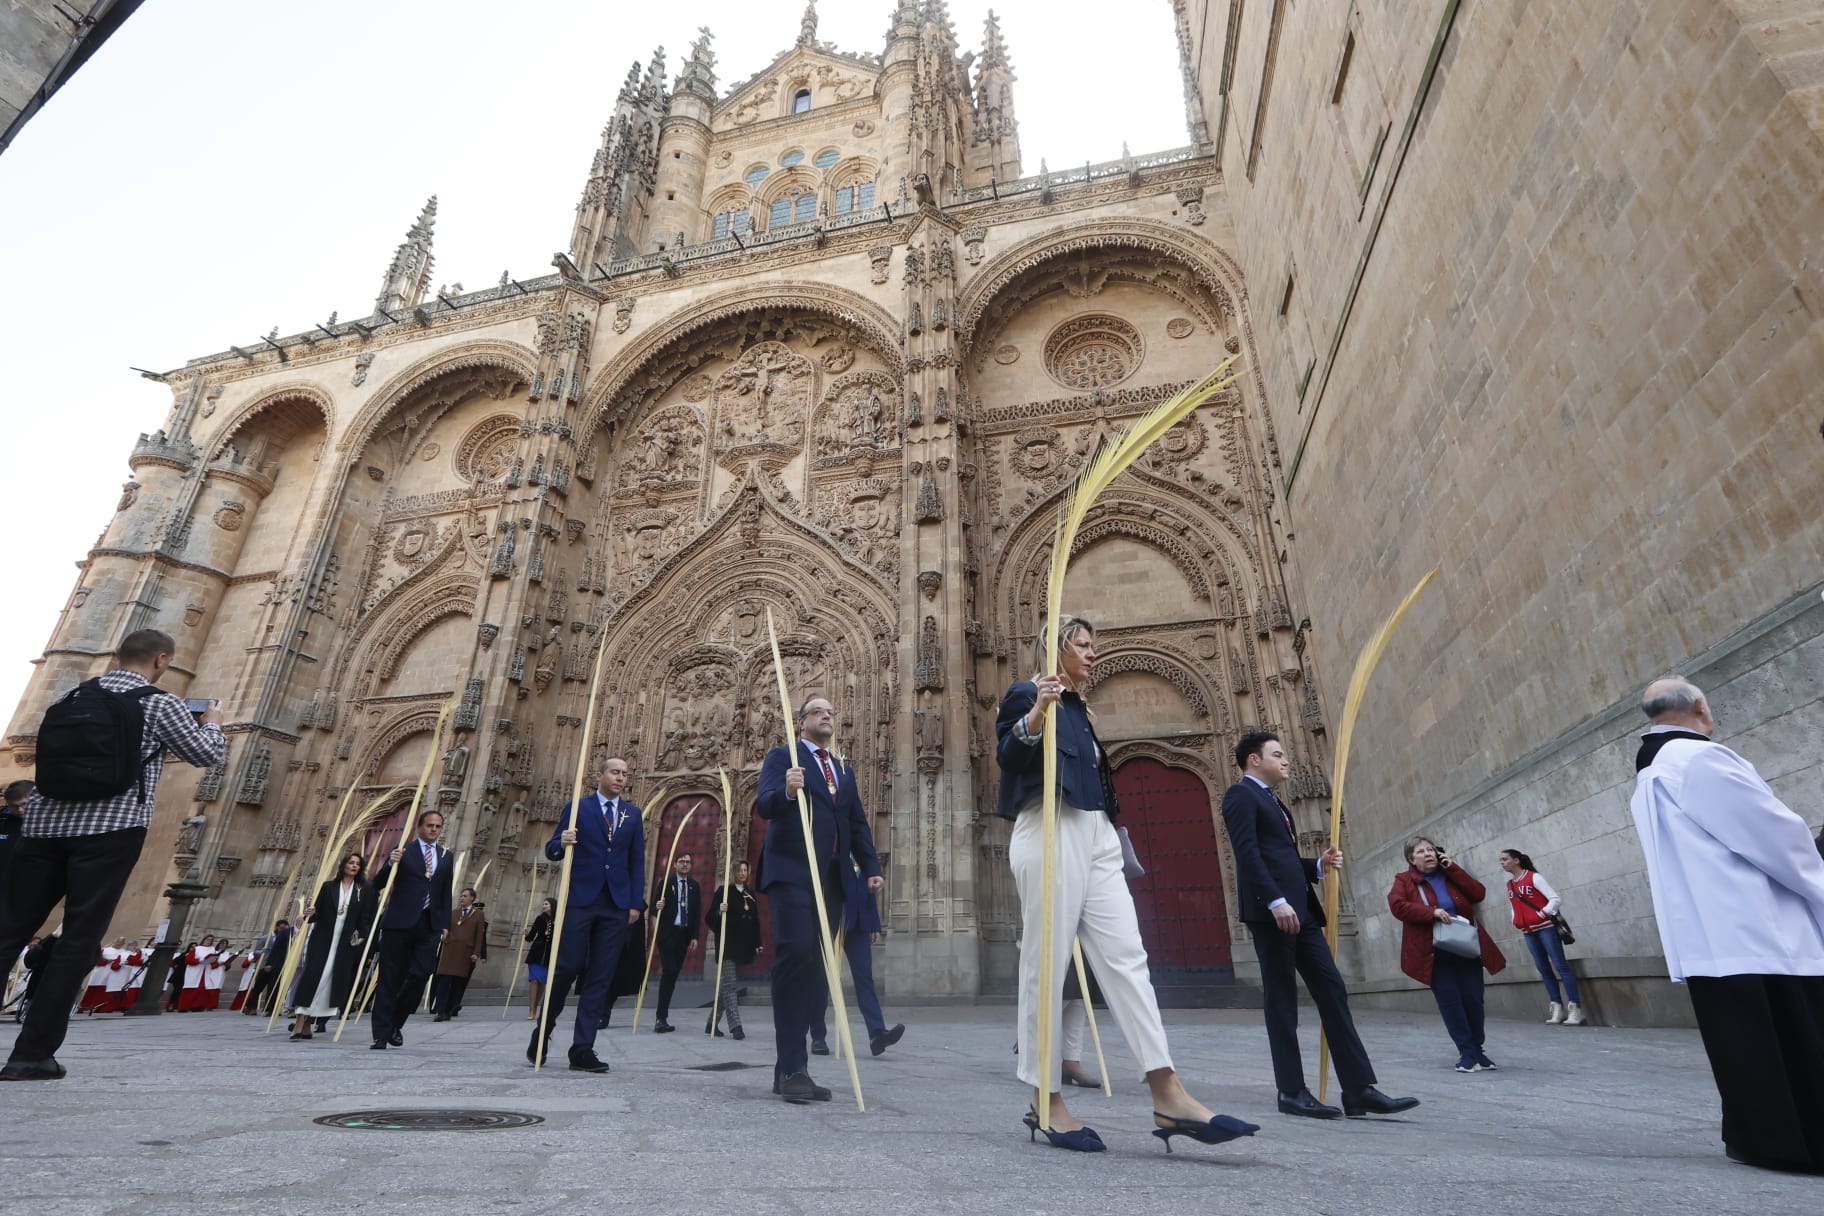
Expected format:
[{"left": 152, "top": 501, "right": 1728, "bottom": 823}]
[{"left": 3, "top": 4, "right": 1331, "bottom": 1000}]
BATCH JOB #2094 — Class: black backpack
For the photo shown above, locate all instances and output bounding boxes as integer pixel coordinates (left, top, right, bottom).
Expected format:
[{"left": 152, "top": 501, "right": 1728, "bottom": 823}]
[{"left": 34, "top": 679, "right": 162, "bottom": 803}]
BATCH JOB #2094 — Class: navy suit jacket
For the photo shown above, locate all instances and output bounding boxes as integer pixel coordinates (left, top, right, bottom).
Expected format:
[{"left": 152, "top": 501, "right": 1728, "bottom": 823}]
[
  {"left": 545, "top": 792, "right": 646, "bottom": 912},
  {"left": 374, "top": 839, "right": 455, "bottom": 931},
  {"left": 755, "top": 741, "right": 881, "bottom": 896},
  {"left": 1219, "top": 779, "right": 1324, "bottom": 927}
]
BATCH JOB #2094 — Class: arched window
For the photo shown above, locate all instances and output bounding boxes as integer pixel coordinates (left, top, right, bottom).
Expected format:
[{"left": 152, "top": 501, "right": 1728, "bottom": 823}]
[
  {"left": 780, "top": 150, "right": 805, "bottom": 168},
  {"left": 792, "top": 89, "right": 811, "bottom": 114},
  {"left": 712, "top": 208, "right": 752, "bottom": 239},
  {"left": 768, "top": 191, "right": 816, "bottom": 227},
  {"left": 744, "top": 165, "right": 770, "bottom": 184},
  {"left": 834, "top": 181, "right": 877, "bottom": 214},
  {"left": 813, "top": 149, "right": 841, "bottom": 169}
]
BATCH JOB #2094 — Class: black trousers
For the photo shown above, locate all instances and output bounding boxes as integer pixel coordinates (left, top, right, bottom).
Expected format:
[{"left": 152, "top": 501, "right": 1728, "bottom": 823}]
[
  {"left": 771, "top": 885, "right": 841, "bottom": 1081},
  {"left": 244, "top": 966, "right": 282, "bottom": 1014},
  {"left": 430, "top": 973, "right": 470, "bottom": 1015},
  {"left": 370, "top": 910, "right": 440, "bottom": 1042},
  {"left": 1688, "top": 973, "right": 1824, "bottom": 1171},
  {"left": 0, "top": 827, "right": 146, "bottom": 1062},
  {"left": 1248, "top": 919, "right": 1376, "bottom": 1095},
  {"left": 655, "top": 933, "right": 691, "bottom": 1019}
]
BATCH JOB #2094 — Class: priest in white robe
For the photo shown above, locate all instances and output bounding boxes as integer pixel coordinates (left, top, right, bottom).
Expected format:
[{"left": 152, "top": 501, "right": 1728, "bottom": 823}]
[
  {"left": 1630, "top": 677, "right": 1824, "bottom": 1174},
  {"left": 99, "top": 938, "right": 133, "bottom": 1013}
]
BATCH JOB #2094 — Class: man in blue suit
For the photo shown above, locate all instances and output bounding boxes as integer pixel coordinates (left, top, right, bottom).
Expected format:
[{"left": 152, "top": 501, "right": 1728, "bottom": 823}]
[
  {"left": 370, "top": 808, "right": 454, "bottom": 1050},
  {"left": 755, "top": 695, "right": 882, "bottom": 1103},
  {"left": 810, "top": 858, "right": 905, "bottom": 1058},
  {"left": 1220, "top": 730, "right": 1417, "bottom": 1120},
  {"left": 530, "top": 756, "right": 644, "bottom": 1073}
]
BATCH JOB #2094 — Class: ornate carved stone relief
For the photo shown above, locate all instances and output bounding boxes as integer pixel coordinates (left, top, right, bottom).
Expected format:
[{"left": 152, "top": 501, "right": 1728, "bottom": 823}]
[{"left": 1043, "top": 314, "right": 1144, "bottom": 390}]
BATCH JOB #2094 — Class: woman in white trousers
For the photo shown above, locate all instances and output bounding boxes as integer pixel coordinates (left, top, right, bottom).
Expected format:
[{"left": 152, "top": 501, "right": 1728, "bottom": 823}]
[{"left": 995, "top": 616, "right": 1257, "bottom": 1153}]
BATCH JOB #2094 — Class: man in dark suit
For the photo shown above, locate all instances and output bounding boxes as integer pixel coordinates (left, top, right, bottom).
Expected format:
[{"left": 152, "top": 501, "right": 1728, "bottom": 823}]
[
  {"left": 531, "top": 756, "right": 645, "bottom": 1073},
  {"left": 1221, "top": 730, "right": 1418, "bottom": 1120},
  {"left": 810, "top": 858, "right": 905, "bottom": 1058},
  {"left": 240, "top": 918, "right": 292, "bottom": 1016},
  {"left": 370, "top": 808, "right": 455, "bottom": 1050},
  {"left": 650, "top": 852, "right": 701, "bottom": 1033},
  {"left": 755, "top": 695, "right": 883, "bottom": 1104}
]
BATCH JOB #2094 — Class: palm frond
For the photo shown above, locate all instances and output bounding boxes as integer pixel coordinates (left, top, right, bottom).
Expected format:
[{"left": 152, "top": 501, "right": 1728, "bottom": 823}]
[{"left": 1315, "top": 566, "right": 1438, "bottom": 1100}]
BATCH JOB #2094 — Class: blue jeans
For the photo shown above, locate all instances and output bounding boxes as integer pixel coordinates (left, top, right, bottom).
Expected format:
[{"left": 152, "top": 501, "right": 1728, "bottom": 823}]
[
  {"left": 1429, "top": 951, "right": 1486, "bottom": 1061},
  {"left": 1522, "top": 925, "right": 1580, "bottom": 1004}
]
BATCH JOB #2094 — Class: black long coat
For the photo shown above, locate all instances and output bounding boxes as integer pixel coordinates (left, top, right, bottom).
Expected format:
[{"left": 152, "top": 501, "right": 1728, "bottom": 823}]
[{"left": 294, "top": 877, "right": 376, "bottom": 1011}]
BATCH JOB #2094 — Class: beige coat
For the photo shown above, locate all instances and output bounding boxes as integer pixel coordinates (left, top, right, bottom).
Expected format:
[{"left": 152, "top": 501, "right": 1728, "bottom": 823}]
[{"left": 436, "top": 905, "right": 488, "bottom": 977}]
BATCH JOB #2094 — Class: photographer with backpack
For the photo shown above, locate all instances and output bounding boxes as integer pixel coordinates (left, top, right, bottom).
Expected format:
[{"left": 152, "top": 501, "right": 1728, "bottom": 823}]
[{"left": 0, "top": 629, "right": 224, "bottom": 1081}]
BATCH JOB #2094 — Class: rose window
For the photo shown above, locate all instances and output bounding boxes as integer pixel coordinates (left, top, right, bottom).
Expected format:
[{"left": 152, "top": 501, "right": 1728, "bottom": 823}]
[{"left": 1043, "top": 315, "right": 1144, "bottom": 390}]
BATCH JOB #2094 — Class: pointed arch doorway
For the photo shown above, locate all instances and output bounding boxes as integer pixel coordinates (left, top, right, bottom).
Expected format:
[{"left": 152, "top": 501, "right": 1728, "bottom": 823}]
[{"left": 1110, "top": 756, "right": 1236, "bottom": 1005}]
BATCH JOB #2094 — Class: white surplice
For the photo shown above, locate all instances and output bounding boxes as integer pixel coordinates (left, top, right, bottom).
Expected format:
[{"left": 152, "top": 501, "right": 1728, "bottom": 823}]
[{"left": 1630, "top": 736, "right": 1824, "bottom": 981}]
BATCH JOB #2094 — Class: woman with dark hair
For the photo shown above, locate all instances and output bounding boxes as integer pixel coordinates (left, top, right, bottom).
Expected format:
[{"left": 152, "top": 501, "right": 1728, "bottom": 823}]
[
  {"left": 523, "top": 898, "right": 554, "bottom": 1021},
  {"left": 1498, "top": 849, "right": 1585, "bottom": 1025},
  {"left": 290, "top": 852, "right": 375, "bottom": 1040},
  {"left": 996, "top": 614, "right": 1256, "bottom": 1154},
  {"left": 1388, "top": 838, "right": 1506, "bottom": 1072}
]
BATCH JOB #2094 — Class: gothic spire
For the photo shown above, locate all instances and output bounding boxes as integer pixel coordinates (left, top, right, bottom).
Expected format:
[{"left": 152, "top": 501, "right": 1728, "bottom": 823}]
[
  {"left": 678, "top": 26, "right": 717, "bottom": 100},
  {"left": 640, "top": 46, "right": 666, "bottom": 103},
  {"left": 374, "top": 195, "right": 436, "bottom": 314},
  {"left": 797, "top": 1, "right": 818, "bottom": 47},
  {"left": 617, "top": 59, "right": 641, "bottom": 103},
  {"left": 980, "top": 9, "right": 1010, "bottom": 72}
]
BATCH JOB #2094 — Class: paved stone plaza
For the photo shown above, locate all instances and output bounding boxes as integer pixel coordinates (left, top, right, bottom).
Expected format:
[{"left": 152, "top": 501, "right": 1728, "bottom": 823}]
[{"left": 3, "top": 1001, "right": 1813, "bottom": 1215}]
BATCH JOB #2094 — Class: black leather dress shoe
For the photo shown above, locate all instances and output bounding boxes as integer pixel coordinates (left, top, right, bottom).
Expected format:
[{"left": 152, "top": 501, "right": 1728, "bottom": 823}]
[
  {"left": 731, "top": 1027, "right": 745, "bottom": 1041},
  {"left": 1341, "top": 1086, "right": 1420, "bottom": 1118},
  {"left": 779, "top": 1072, "right": 832, "bottom": 1104},
  {"left": 1727, "top": 1144, "right": 1824, "bottom": 1174},
  {"left": 369, "top": 1040, "right": 387, "bottom": 1051},
  {"left": 810, "top": 1040, "right": 830, "bottom": 1055},
  {"left": 0, "top": 1058, "right": 66, "bottom": 1081},
  {"left": 1277, "top": 1088, "right": 1342, "bottom": 1119},
  {"left": 869, "top": 1024, "right": 905, "bottom": 1056},
  {"left": 389, "top": 1031, "right": 403, "bottom": 1047},
  {"left": 568, "top": 1050, "right": 611, "bottom": 1073},
  {"left": 654, "top": 1020, "right": 675, "bottom": 1034},
  {"left": 432, "top": 1014, "right": 450, "bottom": 1023}
]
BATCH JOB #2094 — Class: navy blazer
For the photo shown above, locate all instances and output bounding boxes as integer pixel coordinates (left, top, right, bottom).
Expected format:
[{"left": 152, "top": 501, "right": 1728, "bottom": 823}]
[
  {"left": 1219, "top": 778, "right": 1324, "bottom": 927},
  {"left": 755, "top": 741, "right": 881, "bottom": 896},
  {"left": 652, "top": 873, "right": 702, "bottom": 943},
  {"left": 374, "top": 838, "right": 455, "bottom": 931},
  {"left": 545, "top": 792, "right": 646, "bottom": 912},
  {"left": 838, "top": 862, "right": 882, "bottom": 935},
  {"left": 994, "top": 681, "right": 1118, "bottom": 821}
]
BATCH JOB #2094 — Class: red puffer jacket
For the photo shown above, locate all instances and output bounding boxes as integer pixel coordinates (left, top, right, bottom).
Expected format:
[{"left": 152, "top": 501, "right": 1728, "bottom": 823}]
[{"left": 1387, "top": 864, "right": 1507, "bottom": 986}]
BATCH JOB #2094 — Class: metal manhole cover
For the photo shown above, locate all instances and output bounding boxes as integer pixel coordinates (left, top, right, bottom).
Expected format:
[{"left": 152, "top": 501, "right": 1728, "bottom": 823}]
[
  {"left": 313, "top": 1109, "right": 544, "bottom": 1131},
  {"left": 689, "top": 1061, "right": 759, "bottom": 1071}
]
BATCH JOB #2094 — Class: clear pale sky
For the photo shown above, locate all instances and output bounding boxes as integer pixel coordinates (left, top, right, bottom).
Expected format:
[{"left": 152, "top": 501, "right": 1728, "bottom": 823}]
[{"left": 0, "top": 0, "right": 1187, "bottom": 723}]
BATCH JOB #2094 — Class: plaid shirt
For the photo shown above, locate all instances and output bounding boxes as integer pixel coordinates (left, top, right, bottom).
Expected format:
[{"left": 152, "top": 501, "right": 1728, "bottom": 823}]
[{"left": 25, "top": 670, "right": 227, "bottom": 838}]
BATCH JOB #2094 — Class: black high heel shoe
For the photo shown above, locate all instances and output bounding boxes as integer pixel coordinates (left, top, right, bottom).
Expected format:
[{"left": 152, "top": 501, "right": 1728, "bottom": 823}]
[
  {"left": 1022, "top": 1107, "right": 1106, "bottom": 1152},
  {"left": 1151, "top": 1111, "right": 1260, "bottom": 1153}
]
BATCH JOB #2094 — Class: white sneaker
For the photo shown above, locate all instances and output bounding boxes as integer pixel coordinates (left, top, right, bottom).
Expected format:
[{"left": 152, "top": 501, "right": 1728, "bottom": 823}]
[
  {"left": 1546, "top": 1002, "right": 1564, "bottom": 1024},
  {"left": 1564, "top": 1003, "right": 1586, "bottom": 1026}
]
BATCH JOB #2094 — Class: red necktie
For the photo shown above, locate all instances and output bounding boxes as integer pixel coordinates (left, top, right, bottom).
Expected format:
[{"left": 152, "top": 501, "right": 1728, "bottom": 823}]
[
  {"left": 815, "top": 748, "right": 839, "bottom": 859},
  {"left": 1273, "top": 792, "right": 1295, "bottom": 837}
]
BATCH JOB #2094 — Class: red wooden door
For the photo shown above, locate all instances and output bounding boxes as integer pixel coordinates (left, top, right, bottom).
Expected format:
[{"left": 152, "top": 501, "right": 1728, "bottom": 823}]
[{"left": 1111, "top": 757, "right": 1231, "bottom": 970}]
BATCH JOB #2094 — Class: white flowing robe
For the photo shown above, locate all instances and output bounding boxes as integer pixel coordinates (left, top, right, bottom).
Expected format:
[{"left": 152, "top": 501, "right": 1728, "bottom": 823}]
[
  {"left": 1630, "top": 736, "right": 1824, "bottom": 981},
  {"left": 102, "top": 947, "right": 131, "bottom": 996}
]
